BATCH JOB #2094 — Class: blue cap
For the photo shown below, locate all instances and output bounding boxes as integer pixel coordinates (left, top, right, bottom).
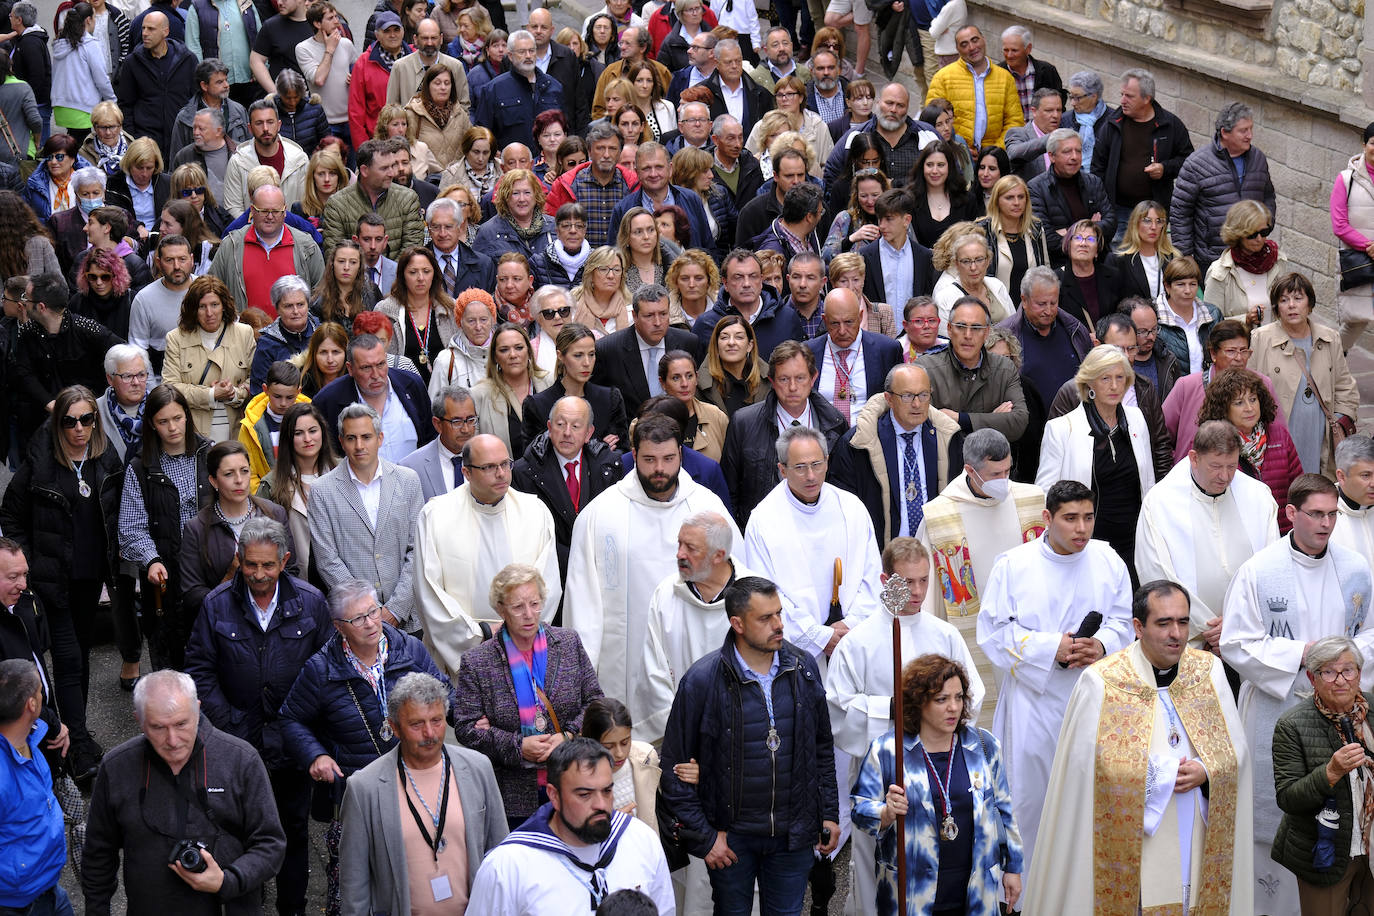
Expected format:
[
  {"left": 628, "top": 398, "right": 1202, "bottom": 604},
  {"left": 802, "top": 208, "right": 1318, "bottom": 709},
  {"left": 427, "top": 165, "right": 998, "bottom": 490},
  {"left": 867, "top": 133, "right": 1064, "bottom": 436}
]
[{"left": 374, "top": 10, "right": 402, "bottom": 30}]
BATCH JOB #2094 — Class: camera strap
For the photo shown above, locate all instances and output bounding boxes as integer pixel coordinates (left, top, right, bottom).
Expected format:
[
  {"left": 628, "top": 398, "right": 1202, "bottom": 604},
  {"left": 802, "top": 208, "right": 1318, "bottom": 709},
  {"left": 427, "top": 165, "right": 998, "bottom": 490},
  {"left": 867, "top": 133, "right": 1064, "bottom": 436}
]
[{"left": 397, "top": 748, "right": 451, "bottom": 863}]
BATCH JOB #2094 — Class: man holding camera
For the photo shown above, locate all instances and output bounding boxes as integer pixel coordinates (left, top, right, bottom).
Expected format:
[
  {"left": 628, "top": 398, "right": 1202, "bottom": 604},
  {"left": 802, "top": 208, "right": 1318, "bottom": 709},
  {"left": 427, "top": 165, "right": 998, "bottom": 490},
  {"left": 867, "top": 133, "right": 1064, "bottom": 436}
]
[{"left": 82, "top": 670, "right": 286, "bottom": 916}]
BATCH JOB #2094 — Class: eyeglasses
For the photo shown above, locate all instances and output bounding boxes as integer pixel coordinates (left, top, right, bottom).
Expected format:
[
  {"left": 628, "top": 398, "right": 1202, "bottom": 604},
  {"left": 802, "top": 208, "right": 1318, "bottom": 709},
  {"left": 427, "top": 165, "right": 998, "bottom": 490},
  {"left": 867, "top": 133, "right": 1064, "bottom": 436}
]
[
  {"left": 253, "top": 206, "right": 287, "bottom": 216},
  {"left": 1067, "top": 92, "right": 1090, "bottom": 101},
  {"left": 594, "top": 266, "right": 623, "bottom": 276},
  {"left": 1317, "top": 665, "right": 1360, "bottom": 684},
  {"left": 907, "top": 317, "right": 939, "bottom": 327},
  {"left": 949, "top": 322, "right": 989, "bottom": 334},
  {"left": 956, "top": 256, "right": 989, "bottom": 267},
  {"left": 540, "top": 306, "right": 573, "bottom": 319},
  {"left": 1298, "top": 509, "right": 1341, "bottom": 522},
  {"left": 465, "top": 459, "right": 514, "bottom": 473},
  {"left": 1245, "top": 226, "right": 1274, "bottom": 240},
  {"left": 889, "top": 390, "right": 932, "bottom": 405},
  {"left": 438, "top": 415, "right": 479, "bottom": 429},
  {"left": 50, "top": 153, "right": 67, "bottom": 162},
  {"left": 1070, "top": 235, "right": 1099, "bottom": 244},
  {"left": 93, "top": 122, "right": 121, "bottom": 131},
  {"left": 556, "top": 221, "right": 588, "bottom": 231},
  {"left": 680, "top": 117, "right": 710, "bottom": 125},
  {"left": 775, "top": 90, "right": 800, "bottom": 100},
  {"left": 1216, "top": 346, "right": 1252, "bottom": 360},
  {"left": 341, "top": 605, "right": 383, "bottom": 627},
  {"left": 1134, "top": 326, "right": 1159, "bottom": 338},
  {"left": 179, "top": 186, "right": 207, "bottom": 198},
  {"left": 3, "top": 293, "right": 29, "bottom": 305},
  {"left": 113, "top": 371, "right": 149, "bottom": 383},
  {"left": 784, "top": 459, "right": 827, "bottom": 474},
  {"left": 1139, "top": 217, "right": 1166, "bottom": 227},
  {"left": 60, "top": 412, "right": 97, "bottom": 429}
]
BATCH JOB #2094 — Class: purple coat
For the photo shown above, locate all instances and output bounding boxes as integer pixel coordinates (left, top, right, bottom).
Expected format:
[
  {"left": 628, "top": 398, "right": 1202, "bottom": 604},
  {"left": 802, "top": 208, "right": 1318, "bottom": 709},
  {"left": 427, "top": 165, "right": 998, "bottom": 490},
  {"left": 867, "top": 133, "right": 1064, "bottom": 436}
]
[{"left": 452, "top": 625, "right": 603, "bottom": 819}]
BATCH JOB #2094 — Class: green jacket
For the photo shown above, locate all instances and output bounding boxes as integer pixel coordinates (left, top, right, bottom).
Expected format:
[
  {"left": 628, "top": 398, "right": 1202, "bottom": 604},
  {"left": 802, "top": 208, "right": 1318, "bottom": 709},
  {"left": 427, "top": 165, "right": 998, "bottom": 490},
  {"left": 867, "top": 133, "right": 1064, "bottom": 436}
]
[
  {"left": 1271, "top": 692, "right": 1374, "bottom": 885},
  {"left": 320, "top": 182, "right": 425, "bottom": 261}
]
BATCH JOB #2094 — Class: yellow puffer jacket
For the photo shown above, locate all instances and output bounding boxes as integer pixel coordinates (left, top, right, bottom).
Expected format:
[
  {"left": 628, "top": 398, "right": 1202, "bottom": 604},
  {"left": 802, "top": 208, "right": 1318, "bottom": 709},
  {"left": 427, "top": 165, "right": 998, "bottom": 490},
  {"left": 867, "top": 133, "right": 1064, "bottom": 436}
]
[
  {"left": 925, "top": 61, "right": 1025, "bottom": 149},
  {"left": 237, "top": 391, "right": 312, "bottom": 491}
]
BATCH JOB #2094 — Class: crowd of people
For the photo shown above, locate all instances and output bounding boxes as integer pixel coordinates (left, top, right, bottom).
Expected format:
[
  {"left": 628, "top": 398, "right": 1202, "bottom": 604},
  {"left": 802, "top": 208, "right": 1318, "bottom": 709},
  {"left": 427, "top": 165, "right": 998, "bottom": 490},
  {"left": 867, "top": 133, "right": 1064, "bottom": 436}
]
[{"left": 1, "top": 0, "right": 1373, "bottom": 913}]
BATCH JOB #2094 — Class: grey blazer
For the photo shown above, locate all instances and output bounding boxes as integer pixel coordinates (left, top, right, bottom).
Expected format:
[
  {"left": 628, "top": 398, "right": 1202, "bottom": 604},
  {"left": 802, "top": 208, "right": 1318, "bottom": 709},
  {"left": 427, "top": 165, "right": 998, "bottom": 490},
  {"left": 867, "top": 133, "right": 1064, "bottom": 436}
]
[
  {"left": 398, "top": 439, "right": 462, "bottom": 503},
  {"left": 338, "top": 744, "right": 508, "bottom": 916},
  {"left": 1005, "top": 124, "right": 1051, "bottom": 182},
  {"left": 307, "top": 459, "right": 425, "bottom": 631}
]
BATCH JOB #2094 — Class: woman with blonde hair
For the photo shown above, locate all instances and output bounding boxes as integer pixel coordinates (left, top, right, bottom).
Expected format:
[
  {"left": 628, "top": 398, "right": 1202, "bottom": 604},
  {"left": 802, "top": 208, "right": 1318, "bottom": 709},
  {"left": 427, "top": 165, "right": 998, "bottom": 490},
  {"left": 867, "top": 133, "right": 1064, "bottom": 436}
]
[
  {"left": 452, "top": 6, "right": 492, "bottom": 68},
  {"left": 171, "top": 162, "right": 229, "bottom": 237},
  {"left": 571, "top": 246, "right": 633, "bottom": 337},
  {"left": 1204, "top": 200, "right": 1293, "bottom": 325},
  {"left": 378, "top": 246, "right": 460, "bottom": 386},
  {"left": 976, "top": 174, "right": 1049, "bottom": 300},
  {"left": 292, "top": 147, "right": 349, "bottom": 226},
  {"left": 829, "top": 251, "right": 899, "bottom": 336},
  {"left": 472, "top": 322, "right": 553, "bottom": 454},
  {"left": 747, "top": 76, "right": 832, "bottom": 175},
  {"left": 374, "top": 102, "right": 434, "bottom": 182},
  {"left": 665, "top": 247, "right": 720, "bottom": 327},
  {"left": 405, "top": 63, "right": 470, "bottom": 173},
  {"left": 1037, "top": 344, "right": 1155, "bottom": 575},
  {"left": 80, "top": 100, "right": 132, "bottom": 175},
  {"left": 1108, "top": 199, "right": 1176, "bottom": 305},
  {"left": 597, "top": 77, "right": 637, "bottom": 131},
  {"left": 162, "top": 275, "right": 256, "bottom": 442},
  {"left": 698, "top": 314, "right": 770, "bottom": 416},
  {"left": 108, "top": 136, "right": 167, "bottom": 235},
  {"left": 443, "top": 125, "right": 499, "bottom": 199},
  {"left": 670, "top": 146, "right": 734, "bottom": 257}
]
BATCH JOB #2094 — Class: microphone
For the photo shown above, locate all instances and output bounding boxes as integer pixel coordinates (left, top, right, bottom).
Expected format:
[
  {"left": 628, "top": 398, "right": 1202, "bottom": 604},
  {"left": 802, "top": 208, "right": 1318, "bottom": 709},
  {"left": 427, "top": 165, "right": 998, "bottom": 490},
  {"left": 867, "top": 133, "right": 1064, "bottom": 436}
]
[
  {"left": 1058, "top": 611, "right": 1103, "bottom": 669},
  {"left": 1341, "top": 715, "right": 1359, "bottom": 747}
]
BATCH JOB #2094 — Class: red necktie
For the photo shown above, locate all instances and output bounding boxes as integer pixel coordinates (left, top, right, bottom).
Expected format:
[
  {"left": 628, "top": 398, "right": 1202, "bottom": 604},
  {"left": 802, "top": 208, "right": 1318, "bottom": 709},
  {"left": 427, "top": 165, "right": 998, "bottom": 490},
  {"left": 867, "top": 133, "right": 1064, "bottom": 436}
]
[{"left": 565, "top": 459, "right": 581, "bottom": 509}]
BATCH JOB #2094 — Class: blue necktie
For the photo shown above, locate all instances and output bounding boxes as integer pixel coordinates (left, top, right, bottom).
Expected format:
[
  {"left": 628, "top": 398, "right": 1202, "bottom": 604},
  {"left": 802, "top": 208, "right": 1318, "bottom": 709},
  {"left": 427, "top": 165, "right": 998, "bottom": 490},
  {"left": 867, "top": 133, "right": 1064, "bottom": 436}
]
[
  {"left": 452, "top": 455, "right": 463, "bottom": 489},
  {"left": 901, "top": 431, "right": 924, "bottom": 536}
]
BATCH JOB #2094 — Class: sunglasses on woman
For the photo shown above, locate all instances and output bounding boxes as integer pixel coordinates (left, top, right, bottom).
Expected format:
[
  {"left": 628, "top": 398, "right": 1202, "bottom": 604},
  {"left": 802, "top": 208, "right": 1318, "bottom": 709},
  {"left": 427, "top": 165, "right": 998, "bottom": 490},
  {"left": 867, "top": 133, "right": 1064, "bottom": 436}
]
[
  {"left": 540, "top": 306, "right": 573, "bottom": 319},
  {"left": 1245, "top": 225, "right": 1274, "bottom": 240},
  {"left": 180, "top": 186, "right": 207, "bottom": 198},
  {"left": 61, "top": 412, "right": 97, "bottom": 429}
]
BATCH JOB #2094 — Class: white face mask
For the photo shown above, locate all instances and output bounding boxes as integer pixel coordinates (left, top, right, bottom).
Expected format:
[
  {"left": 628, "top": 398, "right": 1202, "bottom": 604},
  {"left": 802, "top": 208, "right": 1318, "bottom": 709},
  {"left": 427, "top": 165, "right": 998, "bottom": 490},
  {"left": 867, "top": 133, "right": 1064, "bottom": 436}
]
[{"left": 971, "top": 468, "right": 1010, "bottom": 502}]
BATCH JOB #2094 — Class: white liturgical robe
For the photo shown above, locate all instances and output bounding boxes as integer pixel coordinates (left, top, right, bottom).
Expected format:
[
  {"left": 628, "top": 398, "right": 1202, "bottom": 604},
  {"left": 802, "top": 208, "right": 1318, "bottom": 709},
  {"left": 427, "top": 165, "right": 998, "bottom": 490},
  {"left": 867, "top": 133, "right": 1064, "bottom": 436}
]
[
  {"left": 564, "top": 469, "right": 738, "bottom": 705},
  {"left": 412, "top": 486, "right": 561, "bottom": 673},
  {"left": 1134, "top": 461, "right": 1278, "bottom": 641},
  {"left": 1331, "top": 495, "right": 1374, "bottom": 565},
  {"left": 976, "top": 534, "right": 1134, "bottom": 882},
  {"left": 742, "top": 481, "right": 882, "bottom": 661}
]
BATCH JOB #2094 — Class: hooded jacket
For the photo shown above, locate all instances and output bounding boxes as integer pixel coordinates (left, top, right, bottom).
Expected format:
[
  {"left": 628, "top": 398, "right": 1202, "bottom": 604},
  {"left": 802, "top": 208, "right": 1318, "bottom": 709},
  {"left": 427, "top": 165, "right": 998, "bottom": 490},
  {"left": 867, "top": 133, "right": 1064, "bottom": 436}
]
[
  {"left": 50, "top": 32, "right": 116, "bottom": 113},
  {"left": 237, "top": 390, "right": 312, "bottom": 489}
]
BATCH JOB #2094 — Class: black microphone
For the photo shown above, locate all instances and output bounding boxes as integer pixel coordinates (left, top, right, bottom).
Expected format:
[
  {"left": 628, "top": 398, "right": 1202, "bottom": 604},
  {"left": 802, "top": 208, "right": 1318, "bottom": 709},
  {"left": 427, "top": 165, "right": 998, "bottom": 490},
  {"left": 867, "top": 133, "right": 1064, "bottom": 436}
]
[
  {"left": 1341, "top": 715, "right": 1359, "bottom": 747},
  {"left": 1058, "top": 611, "right": 1104, "bottom": 669}
]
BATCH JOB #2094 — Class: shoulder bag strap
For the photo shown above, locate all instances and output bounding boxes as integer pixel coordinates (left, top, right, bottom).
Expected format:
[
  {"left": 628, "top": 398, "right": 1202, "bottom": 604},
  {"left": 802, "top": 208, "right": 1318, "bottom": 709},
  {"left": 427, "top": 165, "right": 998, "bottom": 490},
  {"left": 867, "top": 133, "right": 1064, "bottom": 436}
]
[
  {"left": 195, "top": 326, "right": 229, "bottom": 386},
  {"left": 1292, "top": 344, "right": 1337, "bottom": 425}
]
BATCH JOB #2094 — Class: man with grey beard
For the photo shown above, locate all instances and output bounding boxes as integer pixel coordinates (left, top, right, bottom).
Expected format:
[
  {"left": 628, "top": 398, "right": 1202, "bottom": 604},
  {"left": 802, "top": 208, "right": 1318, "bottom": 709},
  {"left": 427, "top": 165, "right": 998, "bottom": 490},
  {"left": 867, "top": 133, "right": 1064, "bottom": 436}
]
[
  {"left": 823, "top": 83, "right": 933, "bottom": 191},
  {"left": 472, "top": 29, "right": 565, "bottom": 149}
]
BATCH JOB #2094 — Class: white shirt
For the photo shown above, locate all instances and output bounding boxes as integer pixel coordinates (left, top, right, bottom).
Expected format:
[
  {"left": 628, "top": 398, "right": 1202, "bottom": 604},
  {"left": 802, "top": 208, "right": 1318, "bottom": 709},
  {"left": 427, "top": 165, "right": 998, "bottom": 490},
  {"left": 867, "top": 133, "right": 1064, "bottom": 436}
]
[
  {"left": 348, "top": 460, "right": 385, "bottom": 529},
  {"left": 817, "top": 337, "right": 867, "bottom": 424},
  {"left": 248, "top": 582, "right": 279, "bottom": 631},
  {"left": 775, "top": 399, "right": 813, "bottom": 432},
  {"left": 892, "top": 416, "right": 925, "bottom": 536},
  {"left": 719, "top": 79, "right": 745, "bottom": 122},
  {"left": 376, "top": 385, "right": 418, "bottom": 462},
  {"left": 637, "top": 332, "right": 665, "bottom": 397},
  {"left": 437, "top": 440, "right": 463, "bottom": 495}
]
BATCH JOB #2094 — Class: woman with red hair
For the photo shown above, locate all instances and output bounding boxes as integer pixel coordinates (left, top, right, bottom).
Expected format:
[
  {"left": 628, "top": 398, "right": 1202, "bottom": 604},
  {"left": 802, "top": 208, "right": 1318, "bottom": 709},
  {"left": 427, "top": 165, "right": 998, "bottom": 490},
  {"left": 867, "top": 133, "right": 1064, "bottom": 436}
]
[
  {"left": 428, "top": 288, "right": 498, "bottom": 392},
  {"left": 70, "top": 247, "right": 133, "bottom": 339}
]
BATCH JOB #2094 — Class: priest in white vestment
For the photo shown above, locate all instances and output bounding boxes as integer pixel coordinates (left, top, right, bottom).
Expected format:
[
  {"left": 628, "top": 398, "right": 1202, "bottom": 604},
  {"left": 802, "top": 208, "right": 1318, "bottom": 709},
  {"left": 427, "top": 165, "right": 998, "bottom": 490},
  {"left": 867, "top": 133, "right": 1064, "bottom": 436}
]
[
  {"left": 1134, "top": 420, "right": 1278, "bottom": 648},
  {"left": 976, "top": 479, "right": 1135, "bottom": 886},
  {"left": 1332, "top": 434, "right": 1374, "bottom": 563},
  {"left": 914, "top": 428, "right": 1047, "bottom": 714},
  {"left": 564, "top": 416, "right": 738, "bottom": 705},
  {"left": 826, "top": 537, "right": 985, "bottom": 916},
  {"left": 1221, "top": 473, "right": 1374, "bottom": 916},
  {"left": 1026, "top": 581, "right": 1252, "bottom": 916},
  {"left": 413, "top": 434, "right": 562, "bottom": 673}
]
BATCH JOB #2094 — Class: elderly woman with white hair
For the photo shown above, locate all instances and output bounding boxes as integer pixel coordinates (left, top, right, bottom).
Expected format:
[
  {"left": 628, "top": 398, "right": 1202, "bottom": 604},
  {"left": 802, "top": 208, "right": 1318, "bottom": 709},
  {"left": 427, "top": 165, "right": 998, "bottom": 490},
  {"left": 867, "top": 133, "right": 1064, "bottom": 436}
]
[
  {"left": 1061, "top": 70, "right": 1110, "bottom": 165},
  {"left": 1036, "top": 344, "right": 1155, "bottom": 576},
  {"left": 279, "top": 577, "right": 451, "bottom": 916}
]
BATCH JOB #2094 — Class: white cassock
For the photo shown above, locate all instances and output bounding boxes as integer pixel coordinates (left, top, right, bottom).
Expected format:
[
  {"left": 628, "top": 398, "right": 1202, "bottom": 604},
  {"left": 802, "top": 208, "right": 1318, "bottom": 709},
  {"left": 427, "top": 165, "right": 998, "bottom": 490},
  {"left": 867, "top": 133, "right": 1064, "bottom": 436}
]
[
  {"left": 743, "top": 479, "right": 882, "bottom": 856},
  {"left": 1220, "top": 536, "right": 1374, "bottom": 916},
  {"left": 826, "top": 607, "right": 985, "bottom": 916},
  {"left": 1134, "top": 461, "right": 1278, "bottom": 642},
  {"left": 564, "top": 470, "right": 738, "bottom": 705},
  {"left": 1026, "top": 643, "right": 1253, "bottom": 915},
  {"left": 412, "top": 486, "right": 561, "bottom": 673},
  {"left": 635, "top": 559, "right": 783, "bottom": 743},
  {"left": 975, "top": 534, "right": 1134, "bottom": 884},
  {"left": 1331, "top": 496, "right": 1374, "bottom": 563}
]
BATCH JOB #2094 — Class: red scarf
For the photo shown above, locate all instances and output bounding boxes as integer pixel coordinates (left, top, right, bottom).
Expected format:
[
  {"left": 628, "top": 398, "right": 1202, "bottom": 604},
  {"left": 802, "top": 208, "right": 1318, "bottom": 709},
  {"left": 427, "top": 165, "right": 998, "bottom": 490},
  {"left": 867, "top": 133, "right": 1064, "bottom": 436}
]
[{"left": 1230, "top": 238, "right": 1279, "bottom": 275}]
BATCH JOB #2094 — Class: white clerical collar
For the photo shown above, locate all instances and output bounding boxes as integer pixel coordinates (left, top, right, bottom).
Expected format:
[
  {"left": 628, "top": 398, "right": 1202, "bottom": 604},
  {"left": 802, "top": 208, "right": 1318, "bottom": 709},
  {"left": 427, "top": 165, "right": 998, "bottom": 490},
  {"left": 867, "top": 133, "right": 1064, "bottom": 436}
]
[
  {"left": 1037, "top": 531, "right": 1086, "bottom": 564},
  {"left": 783, "top": 481, "right": 826, "bottom": 514},
  {"left": 1288, "top": 534, "right": 1327, "bottom": 566},
  {"left": 1188, "top": 473, "right": 1227, "bottom": 502}
]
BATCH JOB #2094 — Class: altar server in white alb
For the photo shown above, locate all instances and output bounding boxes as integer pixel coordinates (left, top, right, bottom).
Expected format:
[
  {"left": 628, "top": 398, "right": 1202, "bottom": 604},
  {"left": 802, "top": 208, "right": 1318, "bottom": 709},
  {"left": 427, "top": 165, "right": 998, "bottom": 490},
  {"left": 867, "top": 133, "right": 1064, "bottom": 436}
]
[
  {"left": 412, "top": 434, "right": 561, "bottom": 673},
  {"left": 564, "top": 414, "right": 738, "bottom": 706},
  {"left": 1332, "top": 434, "right": 1374, "bottom": 563},
  {"left": 635, "top": 511, "right": 781, "bottom": 744},
  {"left": 1026, "top": 580, "right": 1252, "bottom": 916},
  {"left": 467, "top": 738, "right": 676, "bottom": 916},
  {"left": 1220, "top": 472, "right": 1374, "bottom": 916},
  {"left": 826, "top": 536, "right": 984, "bottom": 916},
  {"left": 1134, "top": 420, "right": 1278, "bottom": 649},
  {"left": 743, "top": 423, "right": 882, "bottom": 665},
  {"left": 976, "top": 478, "right": 1135, "bottom": 883}
]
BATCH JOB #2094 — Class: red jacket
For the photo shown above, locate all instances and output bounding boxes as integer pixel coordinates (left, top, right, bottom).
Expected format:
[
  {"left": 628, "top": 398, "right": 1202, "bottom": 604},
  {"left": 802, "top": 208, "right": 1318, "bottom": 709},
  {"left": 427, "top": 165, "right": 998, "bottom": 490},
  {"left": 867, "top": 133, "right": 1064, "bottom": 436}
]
[
  {"left": 543, "top": 160, "right": 639, "bottom": 214},
  {"left": 647, "top": 3, "right": 718, "bottom": 57},
  {"left": 349, "top": 41, "right": 410, "bottom": 148},
  {"left": 1242, "top": 420, "right": 1304, "bottom": 535}
]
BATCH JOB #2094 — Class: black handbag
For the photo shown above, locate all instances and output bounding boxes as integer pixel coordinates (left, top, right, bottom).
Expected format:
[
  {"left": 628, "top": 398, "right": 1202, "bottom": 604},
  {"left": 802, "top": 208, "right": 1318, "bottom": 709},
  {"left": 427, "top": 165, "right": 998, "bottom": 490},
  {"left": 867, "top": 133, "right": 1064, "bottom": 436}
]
[
  {"left": 655, "top": 787, "right": 708, "bottom": 871},
  {"left": 1339, "top": 173, "right": 1374, "bottom": 290}
]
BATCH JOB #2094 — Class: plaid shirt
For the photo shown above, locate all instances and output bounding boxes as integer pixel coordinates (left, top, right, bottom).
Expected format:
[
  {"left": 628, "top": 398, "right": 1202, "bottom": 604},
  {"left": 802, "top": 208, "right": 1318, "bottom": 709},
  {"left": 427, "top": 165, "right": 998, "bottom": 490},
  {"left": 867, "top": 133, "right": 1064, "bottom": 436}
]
[
  {"left": 1011, "top": 59, "right": 1036, "bottom": 120},
  {"left": 571, "top": 168, "right": 632, "bottom": 249}
]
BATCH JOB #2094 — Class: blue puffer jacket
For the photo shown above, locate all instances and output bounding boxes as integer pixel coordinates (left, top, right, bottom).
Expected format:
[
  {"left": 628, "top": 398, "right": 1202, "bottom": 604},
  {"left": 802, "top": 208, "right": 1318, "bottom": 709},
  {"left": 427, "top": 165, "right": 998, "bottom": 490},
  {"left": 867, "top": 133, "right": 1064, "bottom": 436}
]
[
  {"left": 660, "top": 632, "right": 838, "bottom": 856},
  {"left": 23, "top": 155, "right": 95, "bottom": 222},
  {"left": 278, "top": 623, "right": 452, "bottom": 776},
  {"left": 274, "top": 95, "right": 329, "bottom": 157},
  {"left": 250, "top": 314, "right": 320, "bottom": 391},
  {"left": 184, "top": 572, "right": 332, "bottom": 770}
]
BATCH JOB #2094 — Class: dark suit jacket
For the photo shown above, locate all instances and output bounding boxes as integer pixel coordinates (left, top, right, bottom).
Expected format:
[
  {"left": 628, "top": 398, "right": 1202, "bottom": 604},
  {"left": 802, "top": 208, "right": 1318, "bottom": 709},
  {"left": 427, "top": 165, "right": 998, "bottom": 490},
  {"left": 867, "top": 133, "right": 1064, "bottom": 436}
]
[
  {"left": 805, "top": 330, "right": 903, "bottom": 402},
  {"left": 1055, "top": 262, "right": 1121, "bottom": 331},
  {"left": 426, "top": 240, "right": 494, "bottom": 297},
  {"left": 519, "top": 378, "right": 630, "bottom": 452},
  {"left": 859, "top": 235, "right": 935, "bottom": 306},
  {"left": 106, "top": 171, "right": 171, "bottom": 230},
  {"left": 545, "top": 42, "right": 583, "bottom": 126},
  {"left": 1107, "top": 250, "right": 1169, "bottom": 305},
  {"left": 406, "top": 176, "right": 437, "bottom": 211},
  {"left": 311, "top": 370, "right": 437, "bottom": 450},
  {"left": 591, "top": 326, "right": 703, "bottom": 417},
  {"left": 511, "top": 433, "right": 625, "bottom": 576},
  {"left": 705, "top": 71, "right": 774, "bottom": 136}
]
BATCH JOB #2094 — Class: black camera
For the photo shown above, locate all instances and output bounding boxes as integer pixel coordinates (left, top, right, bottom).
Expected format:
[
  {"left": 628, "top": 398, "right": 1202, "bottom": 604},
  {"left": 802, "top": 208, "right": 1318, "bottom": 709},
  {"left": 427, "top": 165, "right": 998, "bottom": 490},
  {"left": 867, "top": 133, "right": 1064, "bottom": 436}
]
[{"left": 168, "top": 839, "right": 209, "bottom": 873}]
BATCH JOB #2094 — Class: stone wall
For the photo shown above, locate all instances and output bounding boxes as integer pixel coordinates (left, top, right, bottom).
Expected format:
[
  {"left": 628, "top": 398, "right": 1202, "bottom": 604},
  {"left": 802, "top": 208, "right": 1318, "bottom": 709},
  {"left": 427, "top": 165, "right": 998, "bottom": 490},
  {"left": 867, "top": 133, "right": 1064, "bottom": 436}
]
[{"left": 965, "top": 0, "right": 1374, "bottom": 312}]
